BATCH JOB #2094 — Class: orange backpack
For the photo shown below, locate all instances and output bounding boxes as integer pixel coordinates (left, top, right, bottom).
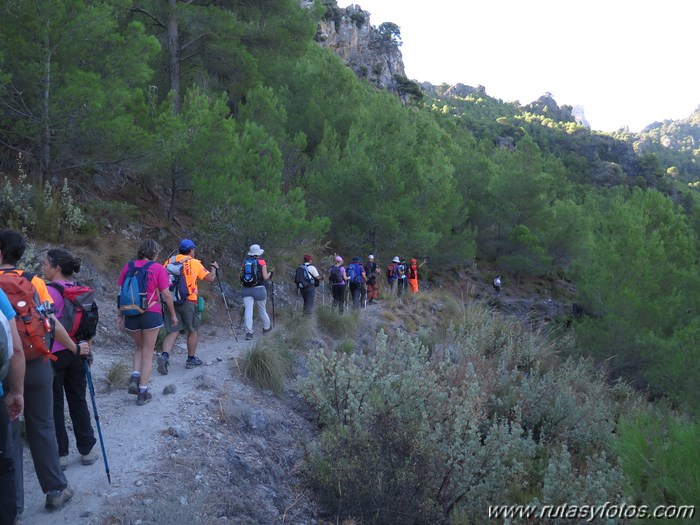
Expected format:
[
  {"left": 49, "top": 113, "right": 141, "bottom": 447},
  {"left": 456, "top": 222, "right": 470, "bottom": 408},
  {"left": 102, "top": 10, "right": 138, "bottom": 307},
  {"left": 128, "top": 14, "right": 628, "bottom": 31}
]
[{"left": 0, "top": 269, "right": 57, "bottom": 362}]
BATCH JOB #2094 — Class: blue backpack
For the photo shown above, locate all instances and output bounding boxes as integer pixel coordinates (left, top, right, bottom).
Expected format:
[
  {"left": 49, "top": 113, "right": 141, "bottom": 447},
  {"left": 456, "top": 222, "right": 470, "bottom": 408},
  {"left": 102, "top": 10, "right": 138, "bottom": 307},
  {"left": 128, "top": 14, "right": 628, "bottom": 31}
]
[
  {"left": 240, "top": 257, "right": 260, "bottom": 287},
  {"left": 165, "top": 256, "right": 191, "bottom": 306},
  {"left": 118, "top": 261, "right": 154, "bottom": 317},
  {"left": 348, "top": 263, "right": 363, "bottom": 284}
]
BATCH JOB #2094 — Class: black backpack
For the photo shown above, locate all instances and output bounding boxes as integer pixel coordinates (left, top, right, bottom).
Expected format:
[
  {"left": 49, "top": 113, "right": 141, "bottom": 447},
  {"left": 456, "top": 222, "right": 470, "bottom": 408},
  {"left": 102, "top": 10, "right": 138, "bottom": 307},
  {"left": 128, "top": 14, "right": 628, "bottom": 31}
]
[
  {"left": 294, "top": 265, "right": 314, "bottom": 289},
  {"left": 328, "top": 265, "right": 343, "bottom": 284}
]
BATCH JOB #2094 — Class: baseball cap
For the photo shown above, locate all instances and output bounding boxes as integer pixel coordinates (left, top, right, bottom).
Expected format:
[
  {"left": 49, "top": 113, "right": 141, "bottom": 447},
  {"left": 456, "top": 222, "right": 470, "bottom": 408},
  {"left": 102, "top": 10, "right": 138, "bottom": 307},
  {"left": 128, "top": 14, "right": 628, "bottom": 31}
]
[
  {"left": 179, "top": 239, "right": 196, "bottom": 251},
  {"left": 352, "top": 256, "right": 360, "bottom": 262},
  {"left": 304, "top": 254, "right": 313, "bottom": 262},
  {"left": 368, "top": 254, "right": 375, "bottom": 260},
  {"left": 335, "top": 255, "right": 343, "bottom": 262}
]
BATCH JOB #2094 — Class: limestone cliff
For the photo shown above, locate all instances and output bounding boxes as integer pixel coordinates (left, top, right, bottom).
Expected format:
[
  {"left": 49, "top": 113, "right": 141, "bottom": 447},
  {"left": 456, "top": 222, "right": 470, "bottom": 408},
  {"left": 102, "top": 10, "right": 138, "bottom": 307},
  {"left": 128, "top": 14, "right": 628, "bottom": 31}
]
[{"left": 314, "top": 2, "right": 407, "bottom": 95}]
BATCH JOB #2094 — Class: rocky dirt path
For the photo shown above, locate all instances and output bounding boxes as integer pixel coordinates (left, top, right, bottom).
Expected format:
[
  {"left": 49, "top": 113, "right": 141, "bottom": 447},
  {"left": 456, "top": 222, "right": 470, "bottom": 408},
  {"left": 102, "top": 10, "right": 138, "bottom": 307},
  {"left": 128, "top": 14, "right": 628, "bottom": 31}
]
[{"left": 19, "top": 324, "right": 318, "bottom": 525}]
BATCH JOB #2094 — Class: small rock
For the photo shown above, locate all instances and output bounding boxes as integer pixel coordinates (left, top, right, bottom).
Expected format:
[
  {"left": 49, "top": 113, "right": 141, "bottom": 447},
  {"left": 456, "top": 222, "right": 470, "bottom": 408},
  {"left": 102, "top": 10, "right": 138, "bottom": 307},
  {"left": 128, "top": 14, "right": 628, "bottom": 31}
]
[
  {"left": 163, "top": 384, "right": 177, "bottom": 395},
  {"left": 168, "top": 426, "right": 188, "bottom": 439},
  {"left": 80, "top": 511, "right": 91, "bottom": 518},
  {"left": 135, "top": 480, "right": 143, "bottom": 486},
  {"left": 180, "top": 496, "right": 188, "bottom": 506}
]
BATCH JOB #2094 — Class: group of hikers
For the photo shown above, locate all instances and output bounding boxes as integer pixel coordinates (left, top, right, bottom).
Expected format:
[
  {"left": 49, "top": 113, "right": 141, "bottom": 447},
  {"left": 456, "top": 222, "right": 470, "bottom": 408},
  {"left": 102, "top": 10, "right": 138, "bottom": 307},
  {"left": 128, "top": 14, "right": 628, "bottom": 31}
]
[
  {"left": 295, "top": 254, "right": 421, "bottom": 315},
  {"left": 0, "top": 228, "right": 426, "bottom": 522}
]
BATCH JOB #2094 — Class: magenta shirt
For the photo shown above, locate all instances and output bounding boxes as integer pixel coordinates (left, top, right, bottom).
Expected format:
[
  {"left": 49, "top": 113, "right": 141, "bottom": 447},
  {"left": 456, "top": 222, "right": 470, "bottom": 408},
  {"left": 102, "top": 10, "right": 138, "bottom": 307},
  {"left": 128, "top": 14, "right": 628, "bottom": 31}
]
[
  {"left": 117, "top": 259, "right": 170, "bottom": 313},
  {"left": 47, "top": 279, "right": 73, "bottom": 352}
]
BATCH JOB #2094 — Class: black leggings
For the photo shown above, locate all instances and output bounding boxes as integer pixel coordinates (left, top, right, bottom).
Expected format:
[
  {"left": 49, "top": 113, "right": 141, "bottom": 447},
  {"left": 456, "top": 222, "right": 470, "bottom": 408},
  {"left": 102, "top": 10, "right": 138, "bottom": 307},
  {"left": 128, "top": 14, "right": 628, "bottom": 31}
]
[{"left": 0, "top": 399, "right": 17, "bottom": 524}]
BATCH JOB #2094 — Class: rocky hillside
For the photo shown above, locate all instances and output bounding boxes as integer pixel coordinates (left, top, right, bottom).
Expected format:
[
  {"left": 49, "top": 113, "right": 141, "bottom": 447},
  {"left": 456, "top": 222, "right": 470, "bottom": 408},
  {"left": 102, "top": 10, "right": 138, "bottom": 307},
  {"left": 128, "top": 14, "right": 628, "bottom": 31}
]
[{"left": 314, "top": 1, "right": 407, "bottom": 95}]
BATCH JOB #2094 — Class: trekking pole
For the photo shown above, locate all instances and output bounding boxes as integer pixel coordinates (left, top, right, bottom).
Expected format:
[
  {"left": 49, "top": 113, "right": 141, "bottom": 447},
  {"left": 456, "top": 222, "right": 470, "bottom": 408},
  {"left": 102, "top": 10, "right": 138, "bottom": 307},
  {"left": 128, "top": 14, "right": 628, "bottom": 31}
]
[
  {"left": 270, "top": 279, "right": 275, "bottom": 328},
  {"left": 215, "top": 272, "right": 238, "bottom": 342},
  {"left": 83, "top": 356, "right": 111, "bottom": 484}
]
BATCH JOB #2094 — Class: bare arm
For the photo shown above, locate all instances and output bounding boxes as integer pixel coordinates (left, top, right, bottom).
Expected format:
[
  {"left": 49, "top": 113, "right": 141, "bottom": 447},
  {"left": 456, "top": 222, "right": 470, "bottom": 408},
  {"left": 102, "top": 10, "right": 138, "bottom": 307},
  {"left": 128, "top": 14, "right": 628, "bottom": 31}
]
[
  {"left": 203, "top": 261, "right": 219, "bottom": 283},
  {"left": 5, "top": 318, "right": 25, "bottom": 420},
  {"left": 51, "top": 314, "right": 90, "bottom": 355},
  {"left": 161, "top": 288, "right": 178, "bottom": 326}
]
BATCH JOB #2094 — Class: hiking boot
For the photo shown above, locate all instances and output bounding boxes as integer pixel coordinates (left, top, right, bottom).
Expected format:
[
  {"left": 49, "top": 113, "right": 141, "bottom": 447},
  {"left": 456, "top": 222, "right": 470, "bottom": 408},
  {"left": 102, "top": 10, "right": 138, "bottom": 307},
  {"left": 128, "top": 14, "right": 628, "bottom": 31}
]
[
  {"left": 156, "top": 353, "right": 169, "bottom": 375},
  {"left": 45, "top": 486, "right": 74, "bottom": 510},
  {"left": 136, "top": 388, "right": 152, "bottom": 406},
  {"left": 185, "top": 356, "right": 202, "bottom": 369},
  {"left": 127, "top": 374, "right": 139, "bottom": 395},
  {"left": 81, "top": 448, "right": 98, "bottom": 466},
  {"left": 245, "top": 332, "right": 253, "bottom": 341},
  {"left": 262, "top": 327, "right": 272, "bottom": 335},
  {"left": 59, "top": 455, "right": 68, "bottom": 471}
]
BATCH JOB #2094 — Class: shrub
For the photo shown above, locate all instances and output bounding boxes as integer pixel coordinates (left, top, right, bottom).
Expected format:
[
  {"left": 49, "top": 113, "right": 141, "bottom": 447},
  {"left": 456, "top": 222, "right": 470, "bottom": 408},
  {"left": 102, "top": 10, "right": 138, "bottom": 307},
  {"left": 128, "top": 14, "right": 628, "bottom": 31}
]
[
  {"left": 316, "top": 306, "right": 358, "bottom": 339},
  {"left": 612, "top": 410, "right": 700, "bottom": 522},
  {"left": 104, "top": 360, "right": 130, "bottom": 391},
  {"left": 241, "top": 338, "right": 293, "bottom": 396}
]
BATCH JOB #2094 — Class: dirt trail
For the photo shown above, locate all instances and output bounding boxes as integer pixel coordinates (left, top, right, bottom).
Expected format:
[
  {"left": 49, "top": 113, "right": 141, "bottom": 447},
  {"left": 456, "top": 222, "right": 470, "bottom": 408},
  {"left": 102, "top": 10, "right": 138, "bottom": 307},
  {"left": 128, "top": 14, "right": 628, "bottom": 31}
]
[{"left": 18, "top": 325, "right": 307, "bottom": 525}]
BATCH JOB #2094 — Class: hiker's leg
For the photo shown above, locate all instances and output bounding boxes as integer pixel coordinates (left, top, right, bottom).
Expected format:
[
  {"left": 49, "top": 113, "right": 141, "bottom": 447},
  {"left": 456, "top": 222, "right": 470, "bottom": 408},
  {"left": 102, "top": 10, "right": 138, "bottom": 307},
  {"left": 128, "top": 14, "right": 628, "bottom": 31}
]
[
  {"left": 51, "top": 350, "right": 71, "bottom": 457},
  {"left": 62, "top": 351, "right": 96, "bottom": 455},
  {"left": 180, "top": 302, "right": 201, "bottom": 357},
  {"left": 302, "top": 287, "right": 314, "bottom": 315},
  {"left": 8, "top": 418, "right": 23, "bottom": 513},
  {"left": 129, "top": 329, "right": 144, "bottom": 374},
  {"left": 0, "top": 402, "right": 17, "bottom": 525},
  {"left": 139, "top": 326, "right": 160, "bottom": 387},
  {"left": 243, "top": 296, "right": 255, "bottom": 333},
  {"left": 256, "top": 298, "right": 271, "bottom": 330},
  {"left": 23, "top": 359, "right": 68, "bottom": 493},
  {"left": 161, "top": 305, "right": 184, "bottom": 354}
]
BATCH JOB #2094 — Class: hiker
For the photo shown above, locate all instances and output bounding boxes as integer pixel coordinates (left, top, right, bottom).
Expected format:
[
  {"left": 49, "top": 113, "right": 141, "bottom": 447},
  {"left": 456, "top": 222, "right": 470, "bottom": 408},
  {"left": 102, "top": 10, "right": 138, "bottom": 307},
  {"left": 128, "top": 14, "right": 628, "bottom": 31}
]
[
  {"left": 387, "top": 256, "right": 399, "bottom": 296},
  {"left": 157, "top": 239, "right": 219, "bottom": 373},
  {"left": 408, "top": 258, "right": 419, "bottom": 293},
  {"left": 347, "top": 256, "right": 367, "bottom": 308},
  {"left": 240, "top": 244, "right": 272, "bottom": 340},
  {"left": 396, "top": 258, "right": 408, "bottom": 298},
  {"left": 118, "top": 239, "right": 177, "bottom": 405},
  {"left": 493, "top": 274, "right": 502, "bottom": 294},
  {"left": 328, "top": 256, "right": 348, "bottom": 314},
  {"left": 296, "top": 254, "right": 322, "bottom": 316},
  {"left": 364, "top": 255, "right": 379, "bottom": 305},
  {"left": 0, "top": 287, "right": 24, "bottom": 525},
  {"left": 43, "top": 249, "right": 98, "bottom": 469},
  {"left": 0, "top": 229, "right": 89, "bottom": 513}
]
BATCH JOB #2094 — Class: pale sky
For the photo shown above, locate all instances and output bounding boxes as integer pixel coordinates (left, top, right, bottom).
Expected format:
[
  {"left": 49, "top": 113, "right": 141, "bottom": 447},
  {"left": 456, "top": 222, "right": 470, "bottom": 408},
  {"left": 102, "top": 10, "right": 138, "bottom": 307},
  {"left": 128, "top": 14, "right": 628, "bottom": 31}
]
[{"left": 340, "top": 1, "right": 700, "bottom": 133}]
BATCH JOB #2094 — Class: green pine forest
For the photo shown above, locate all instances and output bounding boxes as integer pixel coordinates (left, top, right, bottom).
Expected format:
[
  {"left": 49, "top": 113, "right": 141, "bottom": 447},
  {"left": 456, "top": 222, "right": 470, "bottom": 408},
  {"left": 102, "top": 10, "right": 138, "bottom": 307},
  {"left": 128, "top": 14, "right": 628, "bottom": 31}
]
[{"left": 1, "top": 1, "right": 699, "bottom": 522}]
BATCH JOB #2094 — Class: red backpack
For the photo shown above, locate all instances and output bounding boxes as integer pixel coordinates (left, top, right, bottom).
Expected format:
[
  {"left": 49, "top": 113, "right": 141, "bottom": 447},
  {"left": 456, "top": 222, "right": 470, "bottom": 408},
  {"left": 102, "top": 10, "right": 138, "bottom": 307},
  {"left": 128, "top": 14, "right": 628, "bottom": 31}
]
[
  {"left": 47, "top": 282, "right": 99, "bottom": 343},
  {"left": 0, "top": 269, "right": 57, "bottom": 362}
]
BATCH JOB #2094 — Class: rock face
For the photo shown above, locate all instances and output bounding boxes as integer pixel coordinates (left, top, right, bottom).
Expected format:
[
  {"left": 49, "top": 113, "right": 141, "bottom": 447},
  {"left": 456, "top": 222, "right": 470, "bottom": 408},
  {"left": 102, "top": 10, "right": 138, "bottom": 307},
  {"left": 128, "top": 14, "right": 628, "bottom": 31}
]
[{"left": 315, "top": 2, "right": 406, "bottom": 94}]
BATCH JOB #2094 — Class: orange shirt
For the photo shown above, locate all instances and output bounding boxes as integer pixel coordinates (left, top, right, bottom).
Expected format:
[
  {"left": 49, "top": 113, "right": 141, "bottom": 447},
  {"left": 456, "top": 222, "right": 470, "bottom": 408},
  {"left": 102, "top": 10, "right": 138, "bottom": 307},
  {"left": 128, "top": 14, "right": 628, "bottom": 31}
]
[{"left": 163, "top": 254, "right": 210, "bottom": 302}]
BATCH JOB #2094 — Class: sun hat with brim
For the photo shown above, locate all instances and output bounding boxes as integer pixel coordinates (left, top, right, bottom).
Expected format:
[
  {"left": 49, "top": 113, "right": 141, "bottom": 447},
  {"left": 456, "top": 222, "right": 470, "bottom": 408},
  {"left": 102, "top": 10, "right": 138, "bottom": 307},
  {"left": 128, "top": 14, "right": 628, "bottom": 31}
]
[
  {"left": 392, "top": 256, "right": 400, "bottom": 263},
  {"left": 248, "top": 244, "right": 264, "bottom": 256},
  {"left": 179, "top": 239, "right": 196, "bottom": 251},
  {"left": 335, "top": 256, "right": 343, "bottom": 262},
  {"left": 368, "top": 254, "right": 375, "bottom": 260}
]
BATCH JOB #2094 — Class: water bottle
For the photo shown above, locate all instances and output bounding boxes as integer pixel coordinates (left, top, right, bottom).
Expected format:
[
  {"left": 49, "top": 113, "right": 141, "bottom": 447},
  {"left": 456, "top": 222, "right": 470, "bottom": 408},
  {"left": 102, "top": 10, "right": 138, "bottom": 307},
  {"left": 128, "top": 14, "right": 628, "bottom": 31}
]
[{"left": 197, "top": 296, "right": 205, "bottom": 313}]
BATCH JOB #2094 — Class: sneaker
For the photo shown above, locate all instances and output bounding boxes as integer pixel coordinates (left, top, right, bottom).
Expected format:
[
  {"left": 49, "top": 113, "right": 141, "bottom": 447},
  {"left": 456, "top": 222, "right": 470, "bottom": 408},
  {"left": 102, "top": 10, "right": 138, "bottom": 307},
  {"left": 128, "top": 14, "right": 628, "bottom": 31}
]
[
  {"left": 136, "top": 389, "right": 152, "bottom": 406},
  {"left": 245, "top": 332, "right": 253, "bottom": 341},
  {"left": 185, "top": 356, "right": 202, "bottom": 369},
  {"left": 59, "top": 455, "right": 68, "bottom": 471},
  {"left": 81, "top": 448, "right": 98, "bottom": 466},
  {"left": 156, "top": 353, "right": 169, "bottom": 375},
  {"left": 127, "top": 374, "right": 139, "bottom": 395},
  {"left": 45, "top": 486, "right": 74, "bottom": 510},
  {"left": 262, "top": 327, "right": 272, "bottom": 335}
]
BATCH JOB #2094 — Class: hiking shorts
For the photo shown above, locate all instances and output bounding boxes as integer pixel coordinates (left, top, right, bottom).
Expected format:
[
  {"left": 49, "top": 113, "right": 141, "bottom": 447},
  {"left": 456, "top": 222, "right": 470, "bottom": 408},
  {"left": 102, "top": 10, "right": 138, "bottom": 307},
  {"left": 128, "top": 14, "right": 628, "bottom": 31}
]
[
  {"left": 164, "top": 300, "right": 201, "bottom": 334},
  {"left": 124, "top": 311, "right": 164, "bottom": 331}
]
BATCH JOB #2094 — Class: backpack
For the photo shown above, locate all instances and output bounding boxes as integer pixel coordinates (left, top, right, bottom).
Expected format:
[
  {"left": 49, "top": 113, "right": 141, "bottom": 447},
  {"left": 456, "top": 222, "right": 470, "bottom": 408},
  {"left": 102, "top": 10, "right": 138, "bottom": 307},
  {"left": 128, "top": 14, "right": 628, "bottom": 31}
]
[
  {"left": 47, "top": 282, "right": 99, "bottom": 343},
  {"left": 348, "top": 263, "right": 363, "bottom": 284},
  {"left": 165, "top": 256, "right": 192, "bottom": 306},
  {"left": 240, "top": 257, "right": 260, "bottom": 287},
  {"left": 118, "top": 261, "right": 155, "bottom": 317},
  {"left": 386, "top": 263, "right": 395, "bottom": 279},
  {"left": 0, "top": 310, "right": 10, "bottom": 382},
  {"left": 396, "top": 263, "right": 406, "bottom": 278},
  {"left": 0, "top": 269, "right": 56, "bottom": 362},
  {"left": 294, "top": 265, "right": 314, "bottom": 290},
  {"left": 328, "top": 265, "right": 343, "bottom": 284}
]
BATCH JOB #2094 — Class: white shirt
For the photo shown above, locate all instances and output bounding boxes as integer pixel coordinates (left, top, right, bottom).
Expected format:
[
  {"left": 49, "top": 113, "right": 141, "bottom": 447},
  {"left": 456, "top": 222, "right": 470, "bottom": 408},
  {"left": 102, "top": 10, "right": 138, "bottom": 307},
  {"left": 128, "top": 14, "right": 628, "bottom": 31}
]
[{"left": 305, "top": 263, "right": 320, "bottom": 279}]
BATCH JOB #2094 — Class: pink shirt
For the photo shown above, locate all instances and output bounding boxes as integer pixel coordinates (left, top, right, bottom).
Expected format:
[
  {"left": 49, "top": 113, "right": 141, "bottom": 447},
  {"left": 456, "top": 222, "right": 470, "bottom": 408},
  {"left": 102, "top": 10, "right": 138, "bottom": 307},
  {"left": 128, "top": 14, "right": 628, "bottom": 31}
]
[{"left": 118, "top": 260, "right": 170, "bottom": 313}]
